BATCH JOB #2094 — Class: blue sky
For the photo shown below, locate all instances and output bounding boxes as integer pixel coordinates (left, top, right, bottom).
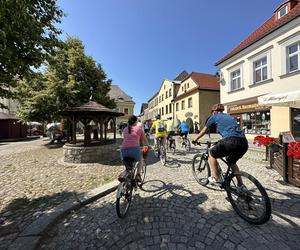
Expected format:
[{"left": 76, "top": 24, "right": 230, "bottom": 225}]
[{"left": 57, "top": 0, "right": 283, "bottom": 114}]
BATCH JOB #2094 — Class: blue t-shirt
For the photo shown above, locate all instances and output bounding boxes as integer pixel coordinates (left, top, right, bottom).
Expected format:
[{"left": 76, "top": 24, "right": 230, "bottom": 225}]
[
  {"left": 179, "top": 122, "right": 189, "bottom": 133},
  {"left": 206, "top": 113, "right": 245, "bottom": 138}
]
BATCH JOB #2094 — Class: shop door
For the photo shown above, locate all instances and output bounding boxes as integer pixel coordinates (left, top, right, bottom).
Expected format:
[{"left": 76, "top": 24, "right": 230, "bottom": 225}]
[
  {"left": 231, "top": 114, "right": 242, "bottom": 129},
  {"left": 292, "top": 108, "right": 300, "bottom": 141}
]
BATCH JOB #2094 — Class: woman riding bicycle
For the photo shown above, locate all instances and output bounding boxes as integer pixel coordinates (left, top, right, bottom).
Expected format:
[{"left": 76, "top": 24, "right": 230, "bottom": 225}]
[
  {"left": 120, "top": 115, "right": 149, "bottom": 182},
  {"left": 193, "top": 103, "right": 248, "bottom": 187}
]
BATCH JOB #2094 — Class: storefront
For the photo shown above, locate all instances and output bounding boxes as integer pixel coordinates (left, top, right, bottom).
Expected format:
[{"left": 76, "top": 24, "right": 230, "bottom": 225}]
[{"left": 227, "top": 103, "right": 272, "bottom": 136}]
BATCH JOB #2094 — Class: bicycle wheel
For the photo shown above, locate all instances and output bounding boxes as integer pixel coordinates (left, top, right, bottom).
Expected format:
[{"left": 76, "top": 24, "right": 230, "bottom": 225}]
[
  {"left": 183, "top": 138, "right": 191, "bottom": 151},
  {"left": 225, "top": 171, "right": 271, "bottom": 225},
  {"left": 192, "top": 154, "right": 210, "bottom": 186},
  {"left": 116, "top": 180, "right": 133, "bottom": 218},
  {"left": 171, "top": 140, "right": 176, "bottom": 155},
  {"left": 159, "top": 145, "right": 167, "bottom": 165},
  {"left": 138, "top": 161, "right": 147, "bottom": 187}
]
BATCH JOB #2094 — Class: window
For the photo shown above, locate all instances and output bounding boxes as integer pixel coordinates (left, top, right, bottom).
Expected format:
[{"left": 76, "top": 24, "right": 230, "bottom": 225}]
[
  {"left": 241, "top": 110, "right": 270, "bottom": 135},
  {"left": 169, "top": 89, "right": 171, "bottom": 97},
  {"left": 278, "top": 5, "right": 288, "bottom": 19},
  {"left": 159, "top": 108, "right": 161, "bottom": 115},
  {"left": 230, "top": 68, "right": 241, "bottom": 91},
  {"left": 182, "top": 86, "right": 184, "bottom": 91},
  {"left": 187, "top": 82, "right": 189, "bottom": 88},
  {"left": 181, "top": 100, "right": 185, "bottom": 110},
  {"left": 287, "top": 42, "right": 300, "bottom": 73},
  {"left": 124, "top": 108, "right": 129, "bottom": 114},
  {"left": 166, "top": 105, "right": 168, "bottom": 114},
  {"left": 188, "top": 97, "right": 192, "bottom": 108},
  {"left": 176, "top": 103, "right": 179, "bottom": 111},
  {"left": 169, "top": 103, "right": 172, "bottom": 113},
  {"left": 253, "top": 56, "right": 268, "bottom": 83},
  {"left": 162, "top": 94, "right": 164, "bottom": 101},
  {"left": 166, "top": 91, "right": 168, "bottom": 98},
  {"left": 159, "top": 96, "right": 161, "bottom": 103},
  {"left": 162, "top": 107, "right": 164, "bottom": 116}
]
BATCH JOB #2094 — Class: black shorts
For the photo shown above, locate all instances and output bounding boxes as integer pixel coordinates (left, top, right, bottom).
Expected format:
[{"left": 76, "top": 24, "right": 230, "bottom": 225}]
[{"left": 210, "top": 136, "right": 248, "bottom": 165}]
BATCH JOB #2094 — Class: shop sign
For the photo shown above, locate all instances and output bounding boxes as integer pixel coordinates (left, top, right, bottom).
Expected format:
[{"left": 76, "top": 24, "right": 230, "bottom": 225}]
[{"left": 227, "top": 103, "right": 270, "bottom": 113}]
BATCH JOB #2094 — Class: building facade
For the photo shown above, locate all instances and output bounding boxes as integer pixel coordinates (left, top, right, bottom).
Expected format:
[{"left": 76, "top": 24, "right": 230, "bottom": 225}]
[
  {"left": 108, "top": 85, "right": 135, "bottom": 126},
  {"left": 174, "top": 72, "right": 219, "bottom": 130},
  {"left": 216, "top": 0, "right": 300, "bottom": 139}
]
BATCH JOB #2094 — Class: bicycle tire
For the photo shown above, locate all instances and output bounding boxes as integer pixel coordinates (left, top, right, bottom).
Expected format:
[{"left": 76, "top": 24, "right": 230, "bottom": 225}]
[
  {"left": 225, "top": 171, "right": 271, "bottom": 225},
  {"left": 192, "top": 154, "right": 210, "bottom": 186},
  {"left": 171, "top": 141, "right": 176, "bottom": 155},
  {"left": 116, "top": 181, "right": 133, "bottom": 218},
  {"left": 138, "top": 161, "right": 147, "bottom": 187},
  {"left": 160, "top": 145, "right": 167, "bottom": 165}
]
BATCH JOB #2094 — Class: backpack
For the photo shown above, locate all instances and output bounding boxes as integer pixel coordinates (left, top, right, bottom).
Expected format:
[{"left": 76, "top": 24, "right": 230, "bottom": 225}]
[{"left": 157, "top": 120, "right": 165, "bottom": 132}]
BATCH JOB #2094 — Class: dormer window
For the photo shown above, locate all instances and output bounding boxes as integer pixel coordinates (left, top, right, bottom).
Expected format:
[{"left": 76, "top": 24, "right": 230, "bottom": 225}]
[{"left": 278, "top": 5, "right": 288, "bottom": 18}]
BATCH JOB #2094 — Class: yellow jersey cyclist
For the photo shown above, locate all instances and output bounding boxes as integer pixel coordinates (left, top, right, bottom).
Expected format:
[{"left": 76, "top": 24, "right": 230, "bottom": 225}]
[{"left": 151, "top": 114, "right": 167, "bottom": 148}]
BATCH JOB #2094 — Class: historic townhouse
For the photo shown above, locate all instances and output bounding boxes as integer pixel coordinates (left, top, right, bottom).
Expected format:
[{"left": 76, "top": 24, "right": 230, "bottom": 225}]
[
  {"left": 174, "top": 72, "right": 219, "bottom": 131},
  {"left": 216, "top": 0, "right": 300, "bottom": 140},
  {"left": 108, "top": 85, "right": 135, "bottom": 127}
]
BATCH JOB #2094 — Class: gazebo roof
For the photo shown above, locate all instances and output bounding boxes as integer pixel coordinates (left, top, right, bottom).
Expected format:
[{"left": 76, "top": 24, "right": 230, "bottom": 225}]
[{"left": 59, "top": 101, "right": 124, "bottom": 117}]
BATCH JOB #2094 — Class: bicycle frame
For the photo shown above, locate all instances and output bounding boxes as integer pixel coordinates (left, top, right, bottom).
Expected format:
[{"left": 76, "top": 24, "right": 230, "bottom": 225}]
[{"left": 197, "top": 140, "right": 234, "bottom": 188}]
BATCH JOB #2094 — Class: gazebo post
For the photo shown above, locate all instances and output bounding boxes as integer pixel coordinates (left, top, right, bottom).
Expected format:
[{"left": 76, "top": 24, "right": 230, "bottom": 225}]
[
  {"left": 100, "top": 117, "right": 103, "bottom": 143},
  {"left": 104, "top": 120, "right": 107, "bottom": 141},
  {"left": 73, "top": 115, "right": 77, "bottom": 144},
  {"left": 113, "top": 117, "right": 116, "bottom": 141}
]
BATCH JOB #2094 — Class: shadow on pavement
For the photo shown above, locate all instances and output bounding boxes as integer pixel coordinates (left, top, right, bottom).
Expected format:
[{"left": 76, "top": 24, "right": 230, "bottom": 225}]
[
  {"left": 0, "top": 191, "right": 77, "bottom": 249},
  {"left": 38, "top": 181, "right": 300, "bottom": 250}
]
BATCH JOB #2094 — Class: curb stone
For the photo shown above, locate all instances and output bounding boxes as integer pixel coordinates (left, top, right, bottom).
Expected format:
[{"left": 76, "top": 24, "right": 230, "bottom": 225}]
[{"left": 8, "top": 180, "right": 119, "bottom": 250}]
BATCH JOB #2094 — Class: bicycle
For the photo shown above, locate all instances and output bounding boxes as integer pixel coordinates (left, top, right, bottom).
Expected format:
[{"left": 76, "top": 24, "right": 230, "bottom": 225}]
[
  {"left": 191, "top": 140, "right": 271, "bottom": 225},
  {"left": 116, "top": 147, "right": 149, "bottom": 218},
  {"left": 166, "top": 133, "right": 176, "bottom": 155},
  {"left": 154, "top": 137, "right": 167, "bottom": 165},
  {"left": 179, "top": 133, "right": 191, "bottom": 151}
]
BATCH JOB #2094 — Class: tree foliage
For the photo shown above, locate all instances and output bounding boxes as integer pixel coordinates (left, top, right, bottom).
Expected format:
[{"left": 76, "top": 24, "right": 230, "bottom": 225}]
[
  {"left": 17, "top": 37, "right": 115, "bottom": 122},
  {"left": 0, "top": 0, "right": 63, "bottom": 107}
]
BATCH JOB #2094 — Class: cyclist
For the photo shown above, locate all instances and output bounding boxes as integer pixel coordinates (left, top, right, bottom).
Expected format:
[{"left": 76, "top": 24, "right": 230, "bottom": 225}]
[
  {"left": 120, "top": 115, "right": 149, "bottom": 182},
  {"left": 192, "top": 103, "right": 248, "bottom": 187},
  {"left": 166, "top": 117, "right": 175, "bottom": 147},
  {"left": 150, "top": 114, "right": 167, "bottom": 148},
  {"left": 178, "top": 120, "right": 189, "bottom": 139}
]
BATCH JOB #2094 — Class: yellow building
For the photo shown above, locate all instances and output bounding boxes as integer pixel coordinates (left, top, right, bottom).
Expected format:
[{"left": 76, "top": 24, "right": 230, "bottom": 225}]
[
  {"left": 108, "top": 85, "right": 135, "bottom": 126},
  {"left": 174, "top": 72, "right": 220, "bottom": 131},
  {"left": 216, "top": 0, "right": 300, "bottom": 140}
]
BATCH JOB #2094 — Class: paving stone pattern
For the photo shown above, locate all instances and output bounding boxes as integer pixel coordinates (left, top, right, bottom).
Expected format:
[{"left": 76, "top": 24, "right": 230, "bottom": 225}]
[
  {"left": 40, "top": 142, "right": 300, "bottom": 250},
  {"left": 0, "top": 139, "right": 123, "bottom": 249}
]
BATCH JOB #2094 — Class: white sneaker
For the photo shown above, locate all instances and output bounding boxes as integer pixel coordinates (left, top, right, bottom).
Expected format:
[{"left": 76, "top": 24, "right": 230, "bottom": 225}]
[{"left": 208, "top": 176, "right": 222, "bottom": 187}]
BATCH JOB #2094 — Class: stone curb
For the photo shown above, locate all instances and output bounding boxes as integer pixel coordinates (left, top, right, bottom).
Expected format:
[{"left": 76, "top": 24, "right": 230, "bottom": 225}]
[{"left": 8, "top": 180, "right": 119, "bottom": 250}]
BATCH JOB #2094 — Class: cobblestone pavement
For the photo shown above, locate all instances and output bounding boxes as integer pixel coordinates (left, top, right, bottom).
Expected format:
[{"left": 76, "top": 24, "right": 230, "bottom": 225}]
[
  {"left": 40, "top": 143, "right": 300, "bottom": 250},
  {"left": 0, "top": 139, "right": 123, "bottom": 249}
]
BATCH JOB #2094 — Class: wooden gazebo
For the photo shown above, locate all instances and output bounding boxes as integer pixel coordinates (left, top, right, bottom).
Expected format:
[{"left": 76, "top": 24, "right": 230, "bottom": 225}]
[{"left": 60, "top": 101, "right": 123, "bottom": 146}]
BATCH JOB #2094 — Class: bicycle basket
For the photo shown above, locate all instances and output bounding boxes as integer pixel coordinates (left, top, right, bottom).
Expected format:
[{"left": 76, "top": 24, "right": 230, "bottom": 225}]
[{"left": 141, "top": 146, "right": 149, "bottom": 159}]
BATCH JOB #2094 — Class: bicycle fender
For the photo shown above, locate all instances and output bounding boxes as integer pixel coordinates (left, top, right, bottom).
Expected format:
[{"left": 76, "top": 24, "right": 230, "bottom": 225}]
[{"left": 116, "top": 183, "right": 124, "bottom": 198}]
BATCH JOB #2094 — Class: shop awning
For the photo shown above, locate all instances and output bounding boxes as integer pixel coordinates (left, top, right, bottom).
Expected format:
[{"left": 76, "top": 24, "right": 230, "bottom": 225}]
[{"left": 258, "top": 90, "right": 300, "bottom": 108}]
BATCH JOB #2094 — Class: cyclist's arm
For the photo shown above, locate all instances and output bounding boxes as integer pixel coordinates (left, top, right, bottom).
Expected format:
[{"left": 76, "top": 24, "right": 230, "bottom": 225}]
[{"left": 194, "top": 126, "right": 209, "bottom": 141}]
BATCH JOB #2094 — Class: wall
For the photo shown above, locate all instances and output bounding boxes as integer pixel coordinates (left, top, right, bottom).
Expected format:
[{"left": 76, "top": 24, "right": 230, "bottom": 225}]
[
  {"left": 218, "top": 17, "right": 300, "bottom": 105},
  {"left": 271, "top": 106, "right": 291, "bottom": 137},
  {"left": 115, "top": 101, "right": 134, "bottom": 125}
]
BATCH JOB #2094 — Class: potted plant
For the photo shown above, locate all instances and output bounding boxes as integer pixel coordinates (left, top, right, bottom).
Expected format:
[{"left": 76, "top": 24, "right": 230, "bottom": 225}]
[
  {"left": 253, "top": 135, "right": 280, "bottom": 162},
  {"left": 287, "top": 142, "right": 300, "bottom": 159}
]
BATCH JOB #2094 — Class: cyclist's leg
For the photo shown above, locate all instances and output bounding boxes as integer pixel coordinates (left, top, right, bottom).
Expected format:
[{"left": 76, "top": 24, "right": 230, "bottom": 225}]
[
  {"left": 208, "top": 154, "right": 219, "bottom": 180},
  {"left": 230, "top": 164, "right": 243, "bottom": 186}
]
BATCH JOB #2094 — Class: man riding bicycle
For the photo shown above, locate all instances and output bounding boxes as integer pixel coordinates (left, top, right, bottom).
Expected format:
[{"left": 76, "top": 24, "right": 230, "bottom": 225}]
[
  {"left": 178, "top": 120, "right": 189, "bottom": 138},
  {"left": 166, "top": 117, "right": 175, "bottom": 147},
  {"left": 193, "top": 103, "right": 248, "bottom": 187},
  {"left": 151, "top": 114, "right": 167, "bottom": 148}
]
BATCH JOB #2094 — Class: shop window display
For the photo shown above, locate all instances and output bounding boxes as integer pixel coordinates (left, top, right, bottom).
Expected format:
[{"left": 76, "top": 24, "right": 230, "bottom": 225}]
[{"left": 241, "top": 110, "right": 270, "bottom": 135}]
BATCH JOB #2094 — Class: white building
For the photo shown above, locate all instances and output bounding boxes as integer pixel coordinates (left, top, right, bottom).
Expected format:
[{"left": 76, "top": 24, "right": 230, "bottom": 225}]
[{"left": 216, "top": 0, "right": 300, "bottom": 140}]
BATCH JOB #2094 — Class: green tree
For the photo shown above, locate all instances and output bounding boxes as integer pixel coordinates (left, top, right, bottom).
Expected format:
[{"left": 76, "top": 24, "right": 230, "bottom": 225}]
[
  {"left": 0, "top": 0, "right": 63, "bottom": 108},
  {"left": 17, "top": 37, "right": 115, "bottom": 122}
]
